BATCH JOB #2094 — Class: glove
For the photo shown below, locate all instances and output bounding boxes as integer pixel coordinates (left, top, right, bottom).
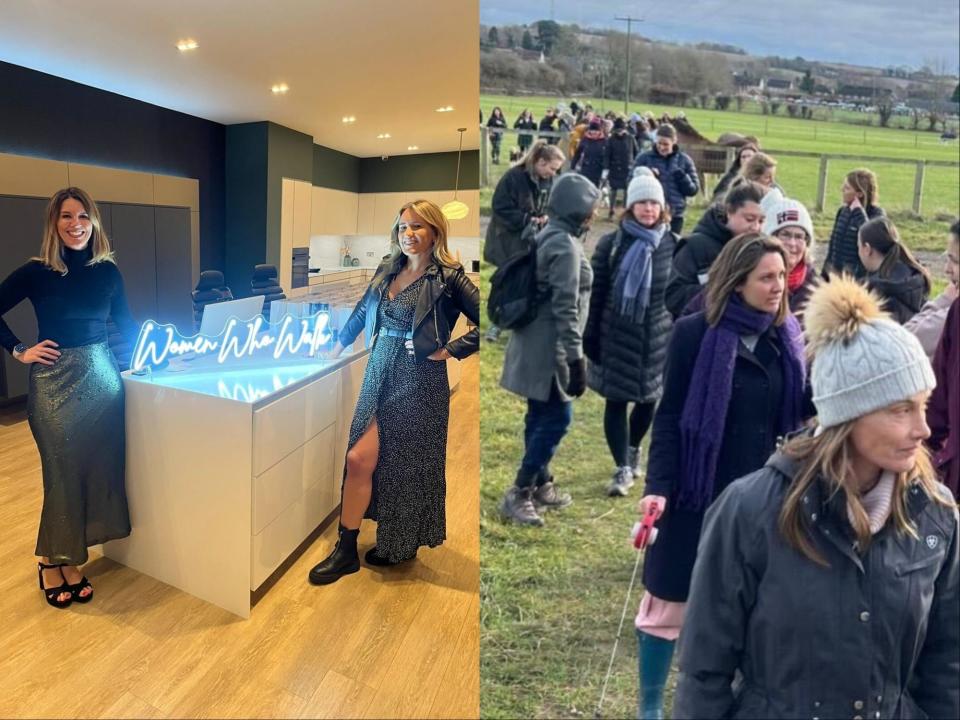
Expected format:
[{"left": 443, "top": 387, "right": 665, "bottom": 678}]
[
  {"left": 601, "top": 169, "right": 609, "bottom": 181},
  {"left": 566, "top": 357, "right": 587, "bottom": 398}
]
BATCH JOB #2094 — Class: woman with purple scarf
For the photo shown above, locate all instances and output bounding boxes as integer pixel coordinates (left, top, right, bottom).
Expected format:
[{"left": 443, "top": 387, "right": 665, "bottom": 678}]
[
  {"left": 584, "top": 168, "right": 676, "bottom": 497},
  {"left": 632, "top": 233, "right": 808, "bottom": 719}
]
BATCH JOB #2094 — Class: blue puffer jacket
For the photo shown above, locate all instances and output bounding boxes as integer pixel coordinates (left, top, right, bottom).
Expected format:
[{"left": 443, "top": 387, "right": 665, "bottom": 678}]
[{"left": 633, "top": 146, "right": 700, "bottom": 217}]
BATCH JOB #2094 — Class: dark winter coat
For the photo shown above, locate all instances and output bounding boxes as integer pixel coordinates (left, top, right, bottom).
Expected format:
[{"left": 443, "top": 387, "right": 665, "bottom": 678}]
[
  {"left": 483, "top": 164, "right": 552, "bottom": 267},
  {"left": 571, "top": 132, "right": 606, "bottom": 187},
  {"left": 822, "top": 203, "right": 885, "bottom": 278},
  {"left": 603, "top": 130, "right": 639, "bottom": 190},
  {"left": 514, "top": 116, "right": 537, "bottom": 148},
  {"left": 664, "top": 206, "right": 733, "bottom": 319},
  {"left": 929, "top": 298, "right": 959, "bottom": 499},
  {"left": 674, "top": 447, "right": 960, "bottom": 720},
  {"left": 501, "top": 175, "right": 598, "bottom": 402},
  {"left": 711, "top": 165, "right": 740, "bottom": 200},
  {"left": 641, "top": 313, "right": 787, "bottom": 601},
  {"left": 339, "top": 261, "right": 479, "bottom": 363},
  {"left": 486, "top": 114, "right": 507, "bottom": 140},
  {"left": 866, "top": 259, "right": 929, "bottom": 324},
  {"left": 633, "top": 145, "right": 700, "bottom": 217},
  {"left": 583, "top": 226, "right": 675, "bottom": 402}
]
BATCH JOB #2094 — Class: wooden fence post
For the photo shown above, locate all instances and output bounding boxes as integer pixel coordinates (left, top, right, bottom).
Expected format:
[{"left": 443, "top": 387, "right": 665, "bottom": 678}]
[
  {"left": 913, "top": 161, "right": 925, "bottom": 215},
  {"left": 815, "top": 155, "right": 830, "bottom": 212},
  {"left": 480, "top": 127, "right": 489, "bottom": 188}
]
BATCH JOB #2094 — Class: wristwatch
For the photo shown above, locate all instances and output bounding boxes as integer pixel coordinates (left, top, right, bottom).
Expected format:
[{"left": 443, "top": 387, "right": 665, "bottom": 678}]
[{"left": 12, "top": 342, "right": 27, "bottom": 358}]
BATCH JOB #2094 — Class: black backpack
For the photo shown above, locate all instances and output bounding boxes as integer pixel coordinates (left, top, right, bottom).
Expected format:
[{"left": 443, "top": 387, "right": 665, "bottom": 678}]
[{"left": 487, "top": 241, "right": 541, "bottom": 330}]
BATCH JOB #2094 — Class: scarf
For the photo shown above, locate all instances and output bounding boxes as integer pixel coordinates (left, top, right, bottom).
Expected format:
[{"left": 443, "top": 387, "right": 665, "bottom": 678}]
[
  {"left": 788, "top": 262, "right": 808, "bottom": 293},
  {"left": 677, "top": 294, "right": 807, "bottom": 511},
  {"left": 613, "top": 220, "right": 665, "bottom": 323}
]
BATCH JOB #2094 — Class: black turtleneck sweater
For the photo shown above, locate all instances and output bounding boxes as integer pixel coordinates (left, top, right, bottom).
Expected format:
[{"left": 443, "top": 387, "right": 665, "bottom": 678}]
[{"left": 0, "top": 246, "right": 138, "bottom": 354}]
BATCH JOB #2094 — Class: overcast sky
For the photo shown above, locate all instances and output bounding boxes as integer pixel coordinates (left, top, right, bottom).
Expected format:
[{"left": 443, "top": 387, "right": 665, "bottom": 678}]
[{"left": 480, "top": 0, "right": 960, "bottom": 71}]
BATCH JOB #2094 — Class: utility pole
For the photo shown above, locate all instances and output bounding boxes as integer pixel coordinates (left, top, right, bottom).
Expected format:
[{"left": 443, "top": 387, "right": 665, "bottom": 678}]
[{"left": 615, "top": 15, "right": 643, "bottom": 113}]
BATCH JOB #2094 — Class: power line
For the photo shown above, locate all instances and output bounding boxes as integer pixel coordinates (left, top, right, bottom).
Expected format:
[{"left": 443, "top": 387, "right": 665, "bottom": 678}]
[{"left": 614, "top": 15, "right": 644, "bottom": 113}]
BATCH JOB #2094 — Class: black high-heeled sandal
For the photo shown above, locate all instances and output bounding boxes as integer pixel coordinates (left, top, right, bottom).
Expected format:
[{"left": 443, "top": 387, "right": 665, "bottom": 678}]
[
  {"left": 37, "top": 562, "right": 72, "bottom": 609},
  {"left": 65, "top": 573, "right": 93, "bottom": 603}
]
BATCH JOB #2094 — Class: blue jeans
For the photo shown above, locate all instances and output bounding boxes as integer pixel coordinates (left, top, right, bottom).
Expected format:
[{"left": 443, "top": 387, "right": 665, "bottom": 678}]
[{"left": 519, "top": 382, "right": 573, "bottom": 482}]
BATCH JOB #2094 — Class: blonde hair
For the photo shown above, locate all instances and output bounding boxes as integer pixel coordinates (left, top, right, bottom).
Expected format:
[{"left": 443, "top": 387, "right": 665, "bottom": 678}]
[
  {"left": 739, "top": 152, "right": 777, "bottom": 184},
  {"left": 780, "top": 426, "right": 953, "bottom": 566},
  {"left": 385, "top": 199, "right": 459, "bottom": 278},
  {"left": 846, "top": 168, "right": 879, "bottom": 207},
  {"left": 705, "top": 233, "right": 790, "bottom": 326},
  {"left": 34, "top": 187, "right": 114, "bottom": 275},
  {"left": 522, "top": 140, "right": 565, "bottom": 172}
]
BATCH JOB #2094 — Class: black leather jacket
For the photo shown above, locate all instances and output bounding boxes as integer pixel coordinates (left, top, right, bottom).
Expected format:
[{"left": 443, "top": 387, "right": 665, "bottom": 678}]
[{"left": 339, "top": 261, "right": 479, "bottom": 363}]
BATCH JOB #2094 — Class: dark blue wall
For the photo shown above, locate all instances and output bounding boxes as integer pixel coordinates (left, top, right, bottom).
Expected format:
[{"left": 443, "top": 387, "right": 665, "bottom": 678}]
[{"left": 0, "top": 61, "right": 226, "bottom": 272}]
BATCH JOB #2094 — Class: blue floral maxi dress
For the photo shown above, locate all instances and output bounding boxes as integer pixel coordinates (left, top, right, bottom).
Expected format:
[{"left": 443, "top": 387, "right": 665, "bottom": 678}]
[{"left": 346, "top": 276, "right": 450, "bottom": 562}]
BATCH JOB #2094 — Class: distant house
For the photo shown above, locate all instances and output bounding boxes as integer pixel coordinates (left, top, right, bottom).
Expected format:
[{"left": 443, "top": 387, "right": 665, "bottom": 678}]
[{"left": 764, "top": 78, "right": 794, "bottom": 91}]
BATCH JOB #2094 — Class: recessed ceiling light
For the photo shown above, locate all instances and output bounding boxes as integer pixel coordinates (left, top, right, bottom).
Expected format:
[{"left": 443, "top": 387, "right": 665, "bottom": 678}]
[
  {"left": 342, "top": 116, "right": 356, "bottom": 124},
  {"left": 176, "top": 39, "right": 199, "bottom": 52},
  {"left": 435, "top": 105, "right": 454, "bottom": 112},
  {"left": 377, "top": 133, "right": 391, "bottom": 139},
  {"left": 271, "top": 83, "right": 289, "bottom": 94},
  {"left": 407, "top": 145, "right": 419, "bottom": 151}
]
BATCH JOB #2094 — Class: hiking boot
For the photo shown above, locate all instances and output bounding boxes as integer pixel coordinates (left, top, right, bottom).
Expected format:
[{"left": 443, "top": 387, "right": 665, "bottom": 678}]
[
  {"left": 607, "top": 466, "right": 635, "bottom": 497},
  {"left": 500, "top": 486, "right": 545, "bottom": 526},
  {"left": 628, "top": 446, "right": 643, "bottom": 479},
  {"left": 532, "top": 480, "right": 573, "bottom": 510}
]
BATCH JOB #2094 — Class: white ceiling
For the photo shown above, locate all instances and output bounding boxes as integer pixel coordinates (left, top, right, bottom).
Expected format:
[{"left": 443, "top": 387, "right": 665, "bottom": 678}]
[{"left": 0, "top": 0, "right": 479, "bottom": 157}]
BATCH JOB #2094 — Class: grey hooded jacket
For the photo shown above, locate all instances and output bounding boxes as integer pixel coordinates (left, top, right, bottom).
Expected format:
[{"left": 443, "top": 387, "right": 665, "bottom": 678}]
[
  {"left": 674, "top": 446, "right": 959, "bottom": 720},
  {"left": 500, "top": 173, "right": 600, "bottom": 402}
]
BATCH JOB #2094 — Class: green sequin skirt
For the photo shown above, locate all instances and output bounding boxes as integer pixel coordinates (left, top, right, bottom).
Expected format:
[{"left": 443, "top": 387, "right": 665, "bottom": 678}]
[{"left": 28, "top": 341, "right": 131, "bottom": 565}]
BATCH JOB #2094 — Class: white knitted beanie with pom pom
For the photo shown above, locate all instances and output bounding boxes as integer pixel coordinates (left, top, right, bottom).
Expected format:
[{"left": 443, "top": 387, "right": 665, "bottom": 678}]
[{"left": 804, "top": 276, "right": 936, "bottom": 428}]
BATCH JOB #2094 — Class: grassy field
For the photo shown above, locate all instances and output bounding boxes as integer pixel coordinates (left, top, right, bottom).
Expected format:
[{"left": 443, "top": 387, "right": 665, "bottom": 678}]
[
  {"left": 483, "top": 94, "right": 960, "bottom": 161},
  {"left": 479, "top": 259, "right": 665, "bottom": 720},
  {"left": 481, "top": 93, "right": 960, "bottom": 220}
]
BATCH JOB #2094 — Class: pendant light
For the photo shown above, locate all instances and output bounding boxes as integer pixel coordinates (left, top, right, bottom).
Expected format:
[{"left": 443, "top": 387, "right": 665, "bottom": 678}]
[{"left": 441, "top": 127, "right": 470, "bottom": 221}]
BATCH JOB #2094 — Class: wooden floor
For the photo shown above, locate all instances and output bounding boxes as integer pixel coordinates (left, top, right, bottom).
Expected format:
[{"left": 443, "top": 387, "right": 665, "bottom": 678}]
[{"left": 0, "top": 356, "right": 479, "bottom": 720}]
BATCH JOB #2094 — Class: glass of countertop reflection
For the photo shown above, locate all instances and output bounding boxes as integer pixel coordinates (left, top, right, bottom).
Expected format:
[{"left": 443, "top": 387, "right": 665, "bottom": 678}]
[{"left": 122, "top": 345, "right": 365, "bottom": 404}]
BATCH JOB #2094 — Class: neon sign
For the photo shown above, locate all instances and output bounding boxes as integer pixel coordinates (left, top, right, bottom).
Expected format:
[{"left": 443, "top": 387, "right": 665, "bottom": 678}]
[{"left": 131, "top": 312, "right": 333, "bottom": 371}]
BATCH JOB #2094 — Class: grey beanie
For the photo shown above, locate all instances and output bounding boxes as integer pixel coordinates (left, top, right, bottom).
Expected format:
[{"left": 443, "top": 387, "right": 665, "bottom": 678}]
[
  {"left": 627, "top": 167, "right": 665, "bottom": 208},
  {"left": 805, "top": 277, "right": 936, "bottom": 428}
]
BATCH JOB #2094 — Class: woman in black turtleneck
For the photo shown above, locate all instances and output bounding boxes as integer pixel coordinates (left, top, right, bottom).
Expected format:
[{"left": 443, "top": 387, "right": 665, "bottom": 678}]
[{"left": 0, "top": 187, "right": 137, "bottom": 609}]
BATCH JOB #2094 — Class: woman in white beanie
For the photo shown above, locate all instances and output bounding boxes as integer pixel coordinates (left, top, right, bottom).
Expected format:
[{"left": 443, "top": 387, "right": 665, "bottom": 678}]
[
  {"left": 763, "top": 197, "right": 818, "bottom": 322},
  {"left": 583, "top": 167, "right": 677, "bottom": 496},
  {"left": 673, "top": 277, "right": 958, "bottom": 720}
]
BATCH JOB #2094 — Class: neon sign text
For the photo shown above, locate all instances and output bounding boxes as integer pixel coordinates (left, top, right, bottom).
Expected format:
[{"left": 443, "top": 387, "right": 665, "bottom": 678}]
[{"left": 131, "top": 312, "right": 332, "bottom": 371}]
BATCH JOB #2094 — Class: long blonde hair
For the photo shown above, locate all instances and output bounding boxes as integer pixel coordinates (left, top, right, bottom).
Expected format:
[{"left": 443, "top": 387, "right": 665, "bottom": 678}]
[
  {"left": 384, "top": 199, "right": 459, "bottom": 280},
  {"left": 34, "top": 187, "right": 114, "bottom": 275},
  {"left": 779, "top": 426, "right": 952, "bottom": 566}
]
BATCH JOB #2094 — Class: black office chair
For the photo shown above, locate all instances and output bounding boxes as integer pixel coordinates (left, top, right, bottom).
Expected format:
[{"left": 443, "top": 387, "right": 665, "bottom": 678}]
[
  {"left": 192, "top": 270, "right": 234, "bottom": 331},
  {"left": 250, "top": 264, "right": 285, "bottom": 310}
]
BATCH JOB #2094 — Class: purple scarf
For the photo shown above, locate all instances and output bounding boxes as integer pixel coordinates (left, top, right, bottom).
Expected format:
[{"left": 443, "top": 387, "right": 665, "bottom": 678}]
[{"left": 677, "top": 294, "right": 806, "bottom": 511}]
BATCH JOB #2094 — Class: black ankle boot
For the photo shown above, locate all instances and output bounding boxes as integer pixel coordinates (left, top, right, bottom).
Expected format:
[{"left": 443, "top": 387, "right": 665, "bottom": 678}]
[{"left": 308, "top": 526, "right": 361, "bottom": 585}]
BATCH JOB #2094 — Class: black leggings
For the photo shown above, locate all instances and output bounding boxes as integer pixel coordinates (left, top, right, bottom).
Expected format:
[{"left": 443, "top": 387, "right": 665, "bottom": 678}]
[{"left": 603, "top": 400, "right": 656, "bottom": 466}]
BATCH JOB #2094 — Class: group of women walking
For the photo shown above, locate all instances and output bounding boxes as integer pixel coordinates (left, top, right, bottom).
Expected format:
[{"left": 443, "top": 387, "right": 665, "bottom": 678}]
[
  {"left": 2, "top": 188, "right": 479, "bottom": 607},
  {"left": 487, "top": 134, "right": 959, "bottom": 717}
]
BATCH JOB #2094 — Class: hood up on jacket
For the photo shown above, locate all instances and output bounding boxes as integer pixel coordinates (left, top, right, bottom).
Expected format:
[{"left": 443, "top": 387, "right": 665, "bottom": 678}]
[{"left": 546, "top": 173, "right": 601, "bottom": 235}]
